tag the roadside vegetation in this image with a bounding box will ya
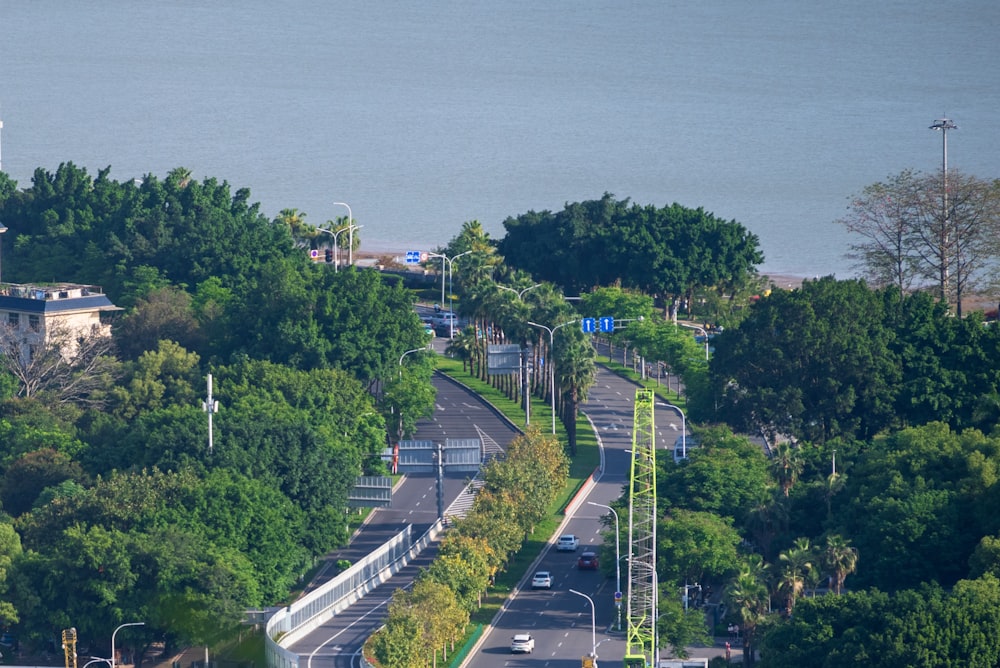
[1,162,1000,666]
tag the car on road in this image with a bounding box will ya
[531,571,553,589]
[556,534,580,551]
[577,551,599,570]
[431,311,459,329]
[510,633,535,653]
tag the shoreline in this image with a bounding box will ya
[352,248,995,314]
[354,246,816,290]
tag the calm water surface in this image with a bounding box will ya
[1,1,998,276]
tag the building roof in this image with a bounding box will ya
[0,283,121,313]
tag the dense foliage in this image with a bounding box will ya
[498,193,763,314]
[0,164,433,651]
[709,278,1000,443]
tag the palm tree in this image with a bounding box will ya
[777,538,814,617]
[744,491,788,562]
[555,328,597,455]
[724,567,770,665]
[445,328,477,373]
[822,534,858,594]
[771,442,803,498]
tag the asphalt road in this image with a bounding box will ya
[460,363,689,667]
[289,327,696,668]
[287,370,520,668]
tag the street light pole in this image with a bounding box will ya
[332,202,354,266]
[569,589,598,668]
[588,501,622,630]
[527,319,577,434]
[398,346,429,378]
[929,117,957,307]
[428,250,474,337]
[659,401,686,458]
[0,223,6,285]
[678,322,710,360]
[82,659,112,668]
[111,622,144,668]
[496,283,542,300]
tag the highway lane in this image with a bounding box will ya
[289,370,519,668]
[464,363,680,667]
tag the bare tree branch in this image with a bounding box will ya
[0,322,121,406]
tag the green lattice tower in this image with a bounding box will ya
[624,389,657,667]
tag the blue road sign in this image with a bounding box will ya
[581,317,596,333]
[405,250,421,264]
[599,316,614,333]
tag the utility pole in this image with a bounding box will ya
[202,373,219,453]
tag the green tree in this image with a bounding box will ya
[821,534,858,595]
[113,286,206,361]
[724,566,770,666]
[500,194,763,316]
[657,509,742,587]
[712,277,900,443]
[658,426,771,525]
[0,448,88,517]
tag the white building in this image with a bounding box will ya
[0,282,120,363]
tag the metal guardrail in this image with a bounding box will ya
[265,520,445,668]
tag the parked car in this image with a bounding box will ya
[577,551,599,570]
[556,534,580,551]
[510,633,535,653]
[531,570,553,589]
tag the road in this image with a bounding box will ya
[290,326,695,668]
[288,369,520,668]
[462,363,690,667]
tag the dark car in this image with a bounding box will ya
[578,551,599,570]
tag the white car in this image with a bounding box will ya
[531,571,553,589]
[556,534,580,551]
[510,633,535,653]
[431,311,459,328]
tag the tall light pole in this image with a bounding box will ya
[331,224,362,272]
[658,400,686,458]
[527,319,577,434]
[929,117,957,307]
[588,501,622,630]
[111,622,144,668]
[569,589,598,668]
[0,223,6,285]
[428,250,473,336]
[332,201,354,266]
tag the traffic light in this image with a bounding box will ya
[325,248,334,263]
[581,657,594,668]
